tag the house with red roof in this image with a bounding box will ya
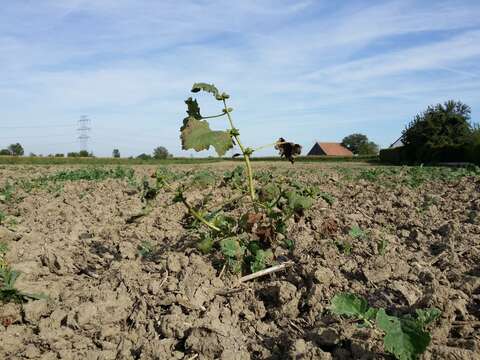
[307,142,353,156]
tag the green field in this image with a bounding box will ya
[0,155,378,165]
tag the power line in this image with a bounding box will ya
[0,134,74,140]
[0,124,76,129]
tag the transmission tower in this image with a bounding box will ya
[77,115,91,152]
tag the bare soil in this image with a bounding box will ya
[0,162,479,360]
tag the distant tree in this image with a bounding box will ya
[153,146,169,159]
[0,149,11,155]
[112,149,120,158]
[341,134,378,155]
[79,150,90,157]
[137,153,152,160]
[55,153,65,157]
[8,143,24,156]
[29,152,37,157]
[67,152,79,157]
[358,141,379,155]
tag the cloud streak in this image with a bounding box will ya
[0,0,479,155]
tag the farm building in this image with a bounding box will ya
[307,142,353,156]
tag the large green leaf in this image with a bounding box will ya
[376,309,431,360]
[330,293,369,317]
[180,116,233,156]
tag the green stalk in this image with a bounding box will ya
[222,99,256,203]
[161,180,221,232]
[201,113,227,120]
[181,198,221,232]
[253,141,287,152]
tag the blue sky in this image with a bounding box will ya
[1,0,479,157]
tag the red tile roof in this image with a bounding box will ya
[312,142,353,156]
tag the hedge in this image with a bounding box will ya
[379,147,408,164]
[380,143,479,165]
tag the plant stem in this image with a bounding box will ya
[222,99,256,202]
[181,199,221,232]
[201,113,227,120]
[161,180,221,232]
[253,141,287,152]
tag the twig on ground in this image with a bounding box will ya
[238,261,294,283]
[158,270,169,289]
[218,264,226,279]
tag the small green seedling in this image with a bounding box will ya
[377,238,389,256]
[0,243,46,303]
[0,211,5,225]
[319,192,335,205]
[330,293,440,360]
[137,241,156,260]
[335,239,353,256]
[349,226,367,240]
[0,181,14,203]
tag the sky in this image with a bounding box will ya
[0,0,479,157]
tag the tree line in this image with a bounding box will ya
[0,144,172,159]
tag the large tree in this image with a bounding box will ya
[402,100,473,161]
[403,100,472,148]
[7,143,24,156]
[341,133,378,155]
[153,146,170,159]
[357,141,379,155]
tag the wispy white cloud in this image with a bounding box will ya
[0,0,479,155]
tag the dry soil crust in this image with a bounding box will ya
[0,162,479,359]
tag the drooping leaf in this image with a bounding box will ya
[376,309,431,360]
[191,83,229,100]
[180,116,233,157]
[275,137,302,163]
[330,293,369,317]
